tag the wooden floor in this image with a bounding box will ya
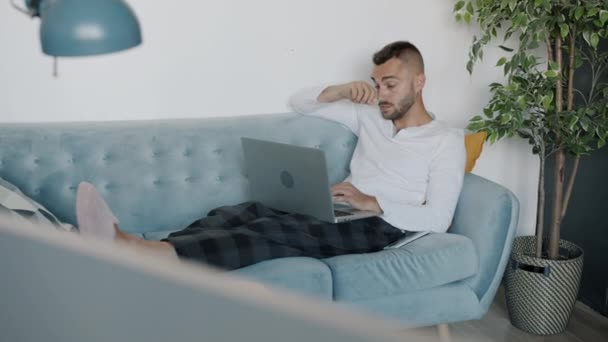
[404,287,608,342]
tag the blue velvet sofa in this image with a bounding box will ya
[0,113,519,327]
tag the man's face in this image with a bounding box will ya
[371,58,420,121]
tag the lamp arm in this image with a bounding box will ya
[10,0,32,15]
[10,0,40,17]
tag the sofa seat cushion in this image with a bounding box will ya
[345,282,482,327]
[342,281,485,328]
[323,233,478,301]
[233,257,333,299]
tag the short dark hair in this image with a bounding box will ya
[372,41,425,72]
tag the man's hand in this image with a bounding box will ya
[318,81,377,105]
[331,182,383,213]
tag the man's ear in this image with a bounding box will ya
[415,73,426,93]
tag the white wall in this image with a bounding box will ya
[0,0,538,236]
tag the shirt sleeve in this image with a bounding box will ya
[289,86,360,134]
[374,130,466,233]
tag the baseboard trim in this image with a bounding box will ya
[568,301,608,341]
[574,301,607,321]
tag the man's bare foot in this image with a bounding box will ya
[76,182,118,241]
[76,182,178,259]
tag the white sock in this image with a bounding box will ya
[76,182,119,241]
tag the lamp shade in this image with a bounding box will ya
[37,0,142,56]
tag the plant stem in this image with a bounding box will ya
[558,22,580,226]
[549,36,564,260]
[560,30,579,229]
[546,26,581,258]
[567,28,576,111]
[550,149,566,259]
[561,156,580,220]
[536,146,546,258]
[556,36,563,113]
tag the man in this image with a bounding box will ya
[77,41,466,270]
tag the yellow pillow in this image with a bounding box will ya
[465,131,487,173]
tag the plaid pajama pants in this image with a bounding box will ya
[163,201,404,270]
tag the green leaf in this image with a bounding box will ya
[517,96,527,108]
[473,43,481,58]
[497,57,507,66]
[543,95,553,111]
[488,131,498,144]
[528,40,540,49]
[498,45,514,52]
[455,13,463,22]
[464,11,472,24]
[559,23,569,39]
[501,113,513,124]
[544,70,558,78]
[568,116,578,130]
[484,107,494,118]
[470,115,483,122]
[467,123,479,131]
[513,13,522,27]
[601,10,608,25]
[466,1,474,14]
[575,55,584,69]
[549,61,560,71]
[466,60,474,74]
[588,8,600,18]
[591,33,600,49]
[454,0,465,11]
[575,7,584,20]
[581,117,591,131]
[583,31,592,47]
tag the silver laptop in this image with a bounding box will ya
[241,137,379,223]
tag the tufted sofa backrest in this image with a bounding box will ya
[0,113,356,238]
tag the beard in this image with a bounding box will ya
[379,91,416,121]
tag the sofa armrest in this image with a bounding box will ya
[450,173,519,312]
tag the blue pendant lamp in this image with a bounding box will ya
[12,0,142,57]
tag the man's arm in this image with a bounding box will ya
[289,82,377,134]
[317,82,377,104]
[330,182,383,213]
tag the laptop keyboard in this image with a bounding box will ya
[334,210,352,217]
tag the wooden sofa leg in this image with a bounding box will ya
[437,323,452,342]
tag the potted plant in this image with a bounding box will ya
[453,0,608,335]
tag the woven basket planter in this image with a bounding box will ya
[505,236,584,335]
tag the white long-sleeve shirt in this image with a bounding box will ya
[289,87,466,233]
